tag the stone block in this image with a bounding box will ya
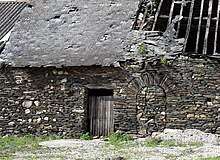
[22,101,33,108]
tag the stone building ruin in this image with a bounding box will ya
[0,0,219,137]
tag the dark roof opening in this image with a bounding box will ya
[135,0,220,56]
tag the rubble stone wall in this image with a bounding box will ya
[165,57,220,134]
[125,56,220,135]
[0,56,220,137]
[0,66,136,137]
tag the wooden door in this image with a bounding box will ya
[88,96,114,137]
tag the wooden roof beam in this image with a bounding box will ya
[195,0,205,53]
[203,0,213,54]
[183,0,195,53]
[214,0,220,55]
[152,0,164,31]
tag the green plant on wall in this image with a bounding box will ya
[160,57,171,66]
[138,42,147,55]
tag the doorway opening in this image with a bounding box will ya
[87,88,114,137]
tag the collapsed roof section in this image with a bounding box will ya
[2,0,219,68]
[135,0,220,57]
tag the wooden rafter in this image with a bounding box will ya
[176,2,184,37]
[183,0,195,53]
[139,2,149,30]
[203,0,213,54]
[195,0,205,53]
[214,0,220,54]
[167,0,175,27]
[152,0,164,31]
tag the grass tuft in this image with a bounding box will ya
[160,140,187,147]
[188,141,203,147]
[200,156,220,160]
[108,132,131,148]
[144,138,159,147]
[143,138,203,148]
[0,135,60,159]
[80,132,92,140]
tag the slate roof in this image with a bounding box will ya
[0,1,27,41]
[2,0,139,67]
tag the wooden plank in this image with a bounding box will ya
[183,0,195,53]
[203,0,213,54]
[90,96,93,136]
[94,96,96,136]
[174,1,191,4]
[108,96,111,136]
[107,96,112,136]
[106,96,110,136]
[89,96,96,136]
[176,2,185,37]
[94,96,97,136]
[195,0,205,53]
[102,96,106,136]
[214,0,220,54]
[103,96,106,136]
[167,0,175,27]
[106,96,109,136]
[99,97,102,136]
[97,96,101,136]
[106,97,108,135]
[139,3,148,30]
[97,96,100,136]
[110,96,114,134]
[152,0,164,31]
[89,97,92,135]
[94,96,98,136]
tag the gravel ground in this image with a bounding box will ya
[37,139,220,160]
[15,129,220,160]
